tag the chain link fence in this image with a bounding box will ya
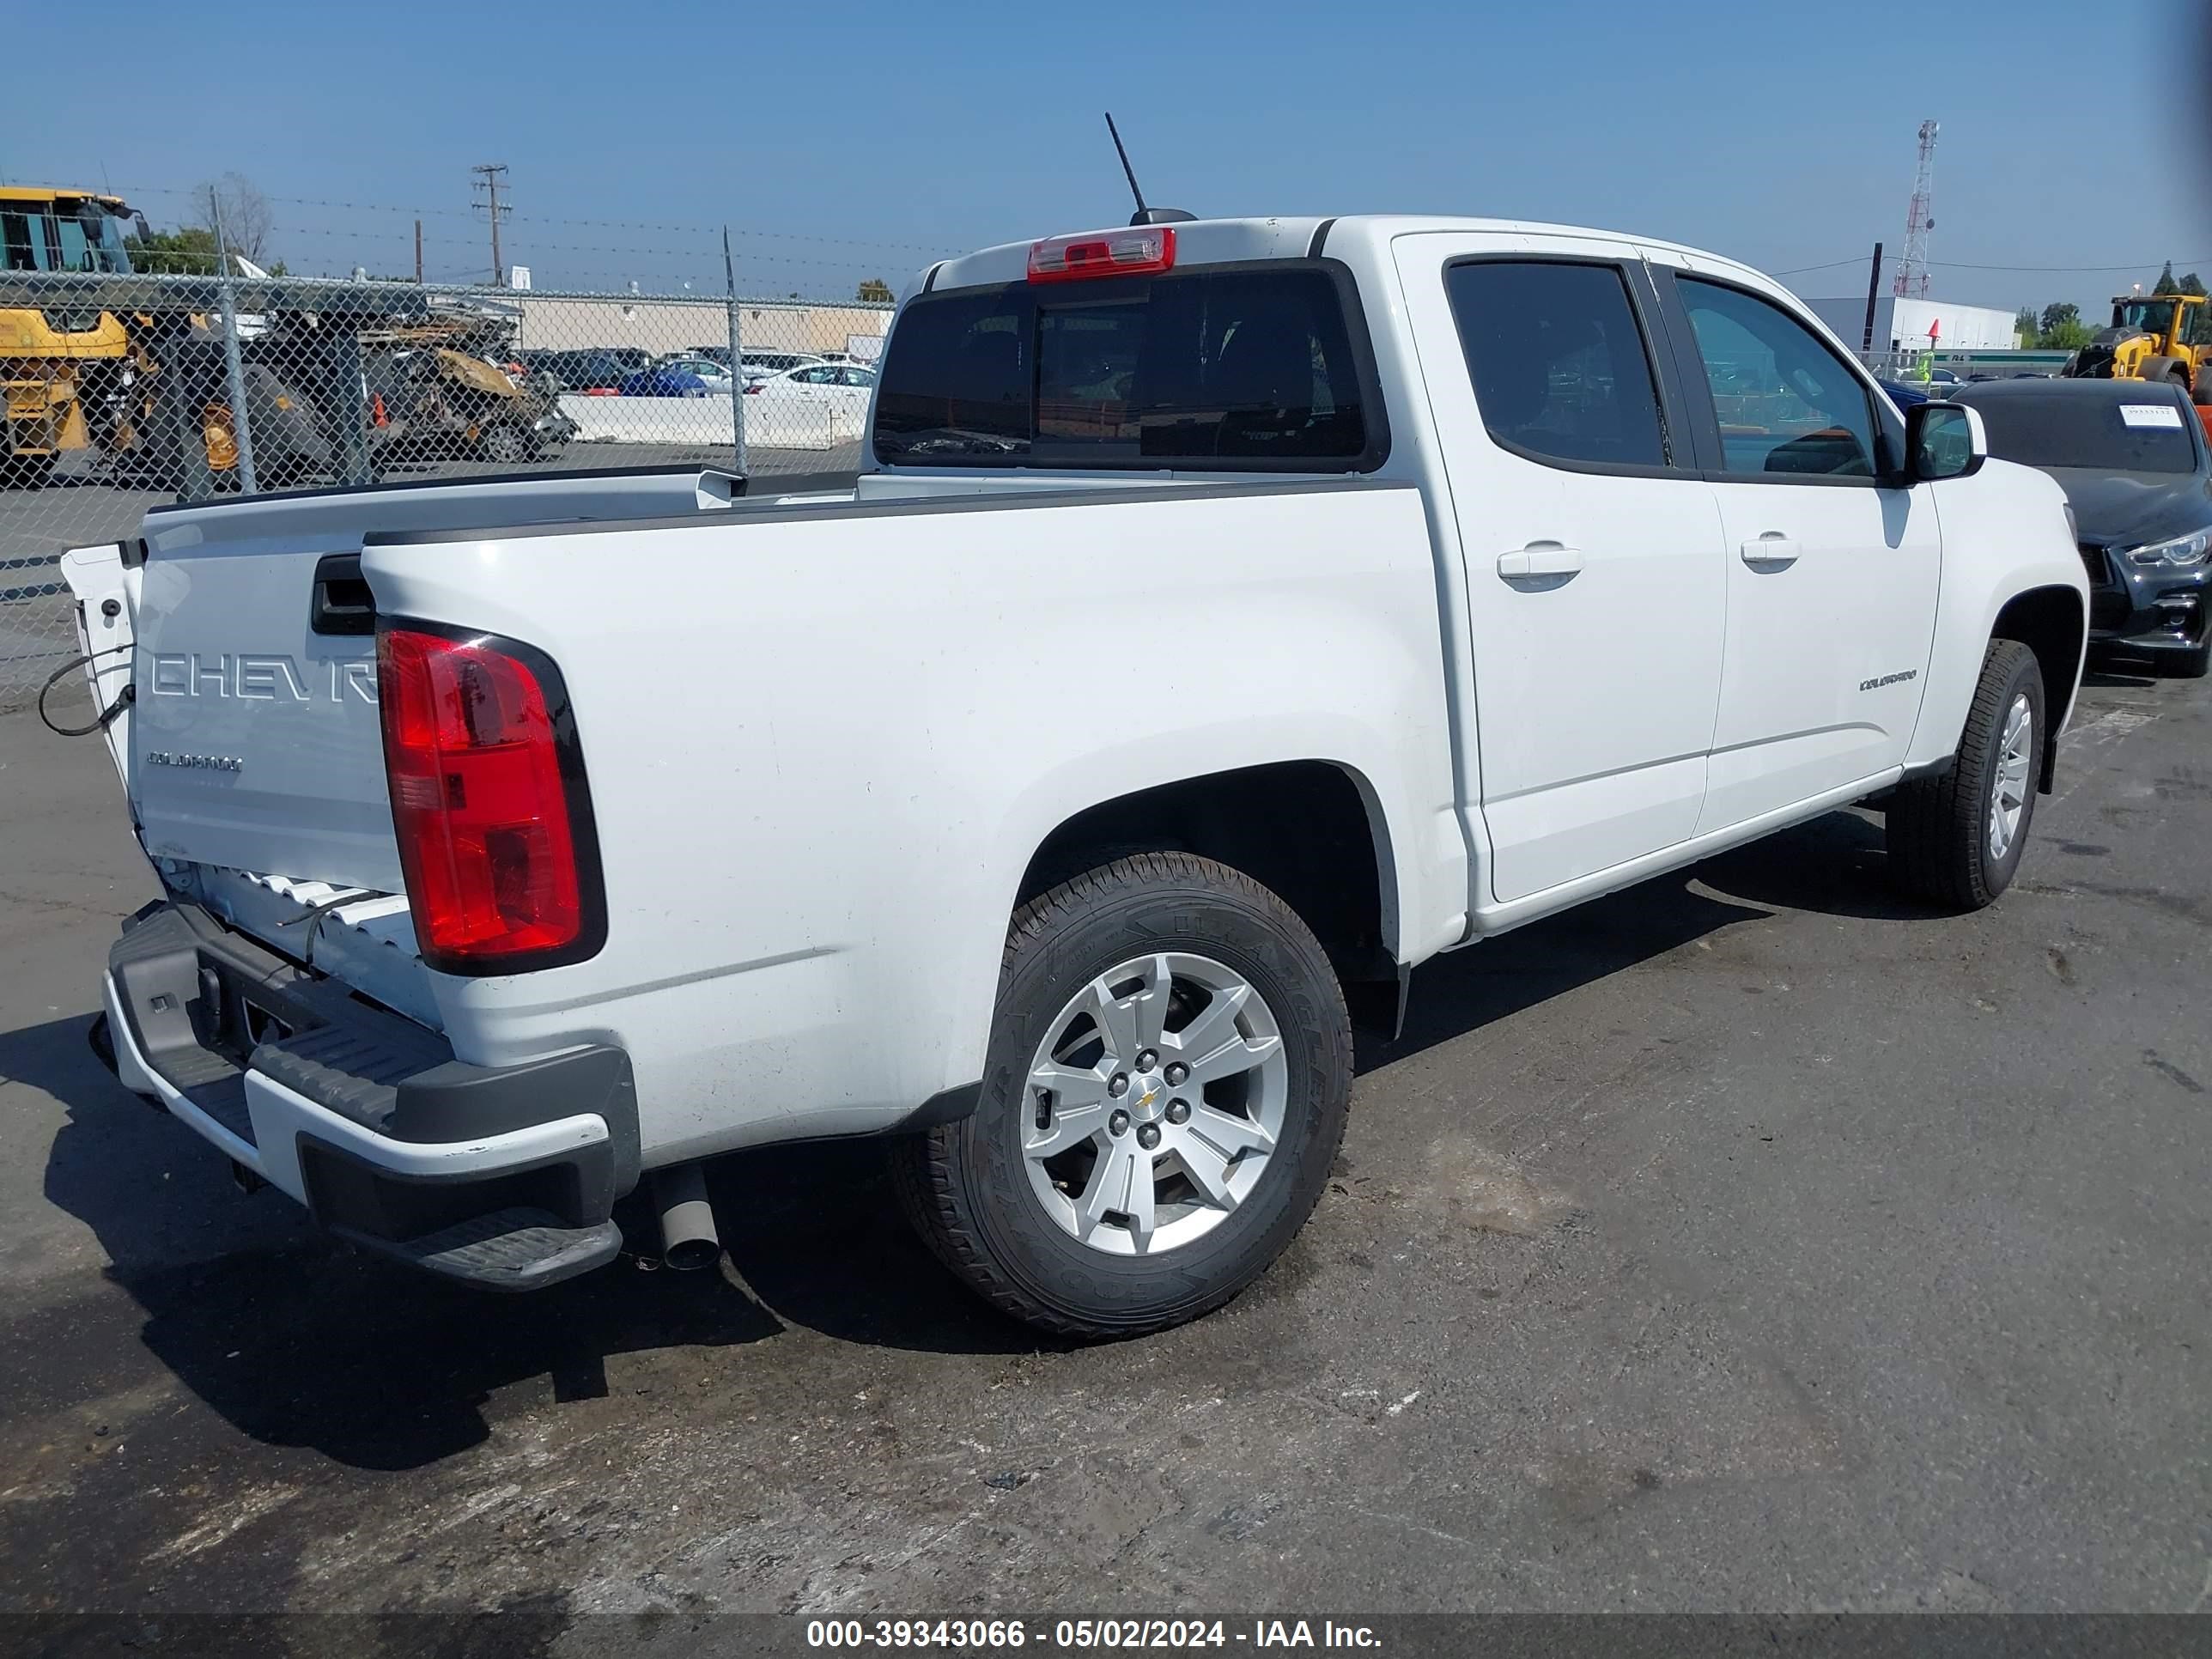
[1,270,891,704]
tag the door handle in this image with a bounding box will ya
[1741,534,1801,568]
[1498,544,1583,580]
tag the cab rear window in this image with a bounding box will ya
[871,262,1386,471]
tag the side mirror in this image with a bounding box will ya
[1907,400,1986,482]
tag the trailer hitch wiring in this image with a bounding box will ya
[38,644,136,740]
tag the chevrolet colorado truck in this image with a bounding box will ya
[62,216,2088,1337]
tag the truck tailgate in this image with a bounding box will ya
[113,468,746,894]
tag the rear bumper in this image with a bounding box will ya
[97,900,638,1290]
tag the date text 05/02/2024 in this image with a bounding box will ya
[804,1618,1382,1649]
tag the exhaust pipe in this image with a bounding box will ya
[653,1162,720,1272]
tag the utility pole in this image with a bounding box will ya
[470,163,510,286]
[414,217,423,283]
[1862,240,1884,352]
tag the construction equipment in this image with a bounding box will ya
[357,302,578,466]
[0,186,327,490]
[0,187,143,486]
[2064,293,2212,402]
[3,186,569,492]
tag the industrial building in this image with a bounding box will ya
[1803,294,2021,354]
[507,294,891,360]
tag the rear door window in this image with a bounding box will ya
[872,262,1385,471]
[1444,259,1671,470]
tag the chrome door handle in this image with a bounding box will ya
[1741,534,1801,567]
[1498,544,1583,580]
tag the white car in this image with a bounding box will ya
[653,356,736,394]
[738,350,828,384]
[744,361,876,404]
[64,214,2086,1337]
[743,362,878,441]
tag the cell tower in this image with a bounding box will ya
[1893,118,1938,299]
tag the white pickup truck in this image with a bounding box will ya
[62,215,2087,1337]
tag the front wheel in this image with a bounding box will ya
[893,853,1352,1339]
[480,422,532,465]
[1887,638,2045,908]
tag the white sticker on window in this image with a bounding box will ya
[2119,404,2185,429]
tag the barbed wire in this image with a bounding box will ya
[107,181,963,258]
[1774,252,2209,278]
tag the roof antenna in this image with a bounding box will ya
[1104,112,1195,227]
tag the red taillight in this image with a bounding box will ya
[1027,225,1176,283]
[376,626,601,973]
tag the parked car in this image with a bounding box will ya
[647,356,736,394]
[1951,376,2212,677]
[617,363,712,398]
[63,214,2086,1338]
[525,349,635,393]
[1878,379,1930,409]
[686,348,829,383]
[738,350,827,382]
[744,361,875,404]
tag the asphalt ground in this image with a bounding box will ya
[0,660,2207,1652]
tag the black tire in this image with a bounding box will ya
[480,422,531,465]
[893,852,1352,1339]
[1887,638,2045,908]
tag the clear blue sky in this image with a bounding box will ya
[10,0,2210,315]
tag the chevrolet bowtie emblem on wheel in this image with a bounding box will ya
[1136,1086,1159,1109]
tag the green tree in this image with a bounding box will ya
[2042,319,2094,351]
[856,276,894,303]
[2180,271,2207,298]
[2014,306,2039,345]
[2153,261,2180,296]
[124,224,221,275]
[2039,301,2081,339]
[123,222,289,277]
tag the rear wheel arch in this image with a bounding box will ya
[1990,585,2085,792]
[1017,761,1401,1030]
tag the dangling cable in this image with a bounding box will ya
[38,645,136,739]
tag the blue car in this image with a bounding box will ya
[1877,379,1930,409]
[617,365,709,398]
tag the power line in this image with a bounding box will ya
[1779,252,2206,278]
[1929,255,2209,273]
[109,180,961,257]
[1771,258,1867,277]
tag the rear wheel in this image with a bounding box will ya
[1887,639,2045,908]
[893,853,1352,1338]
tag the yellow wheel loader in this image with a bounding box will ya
[0,187,140,486]
[2063,293,2212,402]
